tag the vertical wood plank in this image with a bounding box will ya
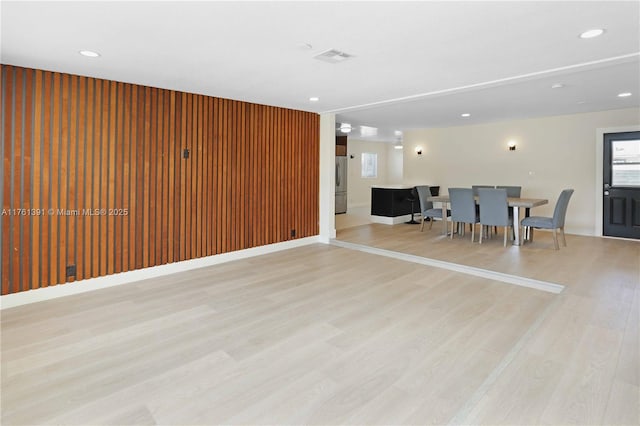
[66,74,77,282]
[168,91,176,263]
[121,83,130,272]
[148,87,157,266]
[229,100,236,253]
[173,92,182,261]
[57,72,68,284]
[49,71,61,285]
[179,93,187,261]
[111,81,121,274]
[142,86,150,268]
[105,82,119,274]
[84,77,94,278]
[99,79,109,276]
[190,95,198,258]
[12,68,24,292]
[202,97,210,256]
[186,94,193,259]
[31,69,43,289]
[76,76,86,280]
[20,69,32,290]
[195,95,203,258]
[215,97,222,254]
[219,99,227,253]
[40,72,54,287]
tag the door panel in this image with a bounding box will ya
[603,131,640,239]
[609,197,626,225]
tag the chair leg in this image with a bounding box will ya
[479,225,483,244]
[560,227,567,246]
[471,223,475,242]
[552,228,559,250]
[503,226,508,247]
[450,221,455,239]
[528,227,534,242]
[429,218,434,230]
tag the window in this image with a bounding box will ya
[361,153,378,178]
[612,139,640,186]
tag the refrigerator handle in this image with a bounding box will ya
[336,163,340,186]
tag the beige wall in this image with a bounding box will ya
[386,144,404,184]
[346,139,390,208]
[403,108,640,235]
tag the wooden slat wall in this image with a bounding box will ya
[1,65,320,295]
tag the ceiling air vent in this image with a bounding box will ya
[313,49,354,64]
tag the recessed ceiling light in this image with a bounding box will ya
[309,97,319,102]
[394,144,403,150]
[577,100,587,104]
[461,113,471,118]
[79,50,100,58]
[551,83,564,89]
[339,123,352,133]
[617,92,632,97]
[579,29,605,39]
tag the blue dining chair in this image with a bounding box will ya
[449,188,479,242]
[478,188,513,247]
[416,185,449,231]
[496,185,521,197]
[472,185,493,196]
[521,189,574,250]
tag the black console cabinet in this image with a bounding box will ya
[370,186,439,217]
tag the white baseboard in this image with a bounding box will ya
[347,202,369,209]
[1,236,320,310]
[370,214,415,225]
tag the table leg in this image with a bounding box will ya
[513,205,521,246]
[441,202,448,235]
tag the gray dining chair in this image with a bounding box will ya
[416,185,449,231]
[496,185,521,197]
[478,188,513,247]
[496,186,521,230]
[521,189,574,250]
[472,185,493,196]
[449,188,479,242]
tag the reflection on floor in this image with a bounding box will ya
[335,205,371,230]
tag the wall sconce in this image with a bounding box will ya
[415,147,423,155]
[508,141,516,151]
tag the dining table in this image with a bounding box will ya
[429,195,549,246]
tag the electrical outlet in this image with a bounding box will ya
[66,265,76,277]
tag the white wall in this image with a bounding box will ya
[402,108,640,236]
[346,139,390,208]
[319,113,336,242]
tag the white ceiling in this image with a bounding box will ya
[2,1,639,142]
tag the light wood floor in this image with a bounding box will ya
[1,221,638,425]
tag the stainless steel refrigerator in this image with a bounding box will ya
[335,156,347,214]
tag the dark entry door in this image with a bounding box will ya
[603,131,640,239]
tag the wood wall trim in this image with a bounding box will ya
[1,65,320,295]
